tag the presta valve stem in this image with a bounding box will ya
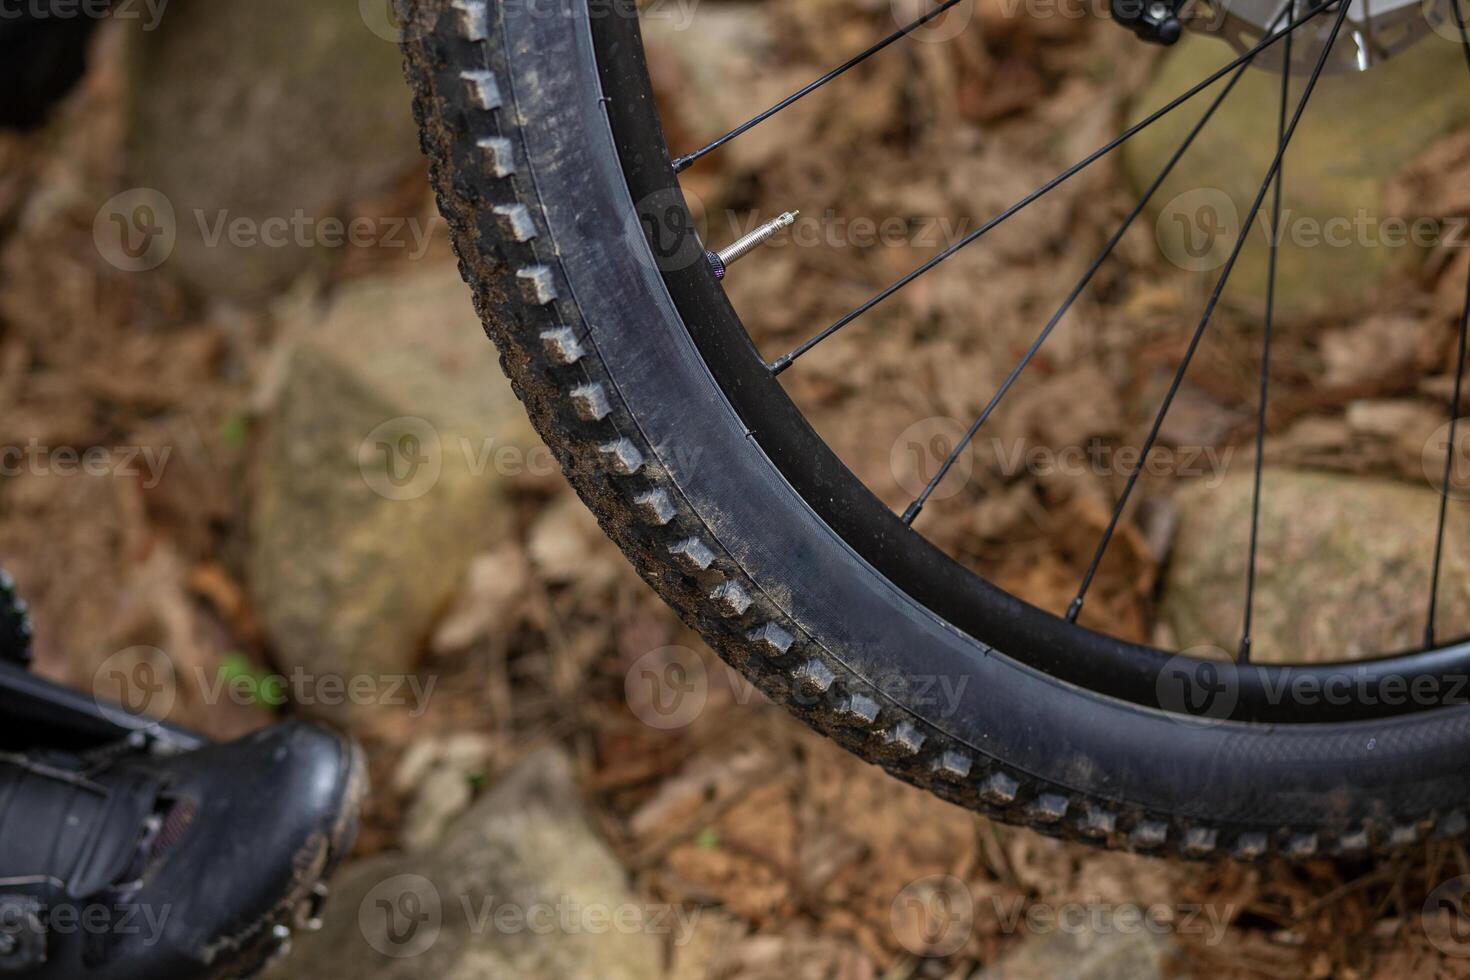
[705,210,799,280]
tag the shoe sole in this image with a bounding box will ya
[221,730,369,979]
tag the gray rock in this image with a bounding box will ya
[1159,468,1470,661]
[266,748,668,980]
[250,265,536,722]
[641,3,773,141]
[128,0,422,302]
[394,733,498,853]
[1124,34,1470,319]
[974,928,1178,980]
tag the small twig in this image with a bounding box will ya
[1293,865,1399,922]
[628,765,798,869]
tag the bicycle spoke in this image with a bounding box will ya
[1427,0,1470,648]
[901,54,1265,526]
[671,0,972,174]
[1067,0,1350,625]
[766,0,1334,377]
[1239,1,1296,664]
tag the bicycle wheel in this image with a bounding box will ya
[398,0,1470,860]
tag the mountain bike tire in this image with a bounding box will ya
[398,0,1470,861]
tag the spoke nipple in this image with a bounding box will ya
[1237,636,1252,663]
[1065,597,1084,623]
[714,210,800,277]
[671,154,694,174]
[901,501,923,526]
[768,354,793,376]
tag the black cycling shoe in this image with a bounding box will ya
[0,571,32,668]
[0,720,367,980]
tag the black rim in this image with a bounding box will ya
[590,0,1470,723]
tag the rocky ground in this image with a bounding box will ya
[3,0,1470,977]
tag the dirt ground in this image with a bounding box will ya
[4,1,1470,977]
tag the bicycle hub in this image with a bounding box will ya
[1119,0,1456,72]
